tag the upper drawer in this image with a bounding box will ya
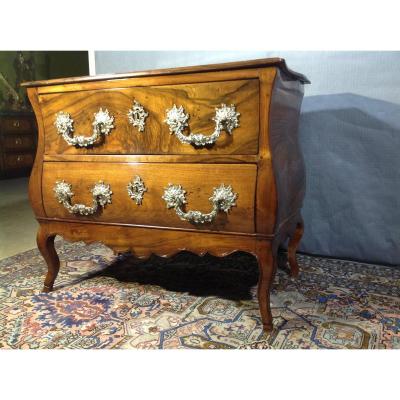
[2,117,31,133]
[40,79,259,155]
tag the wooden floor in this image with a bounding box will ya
[0,177,38,259]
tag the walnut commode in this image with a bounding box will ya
[22,58,309,331]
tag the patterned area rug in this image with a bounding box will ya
[0,240,399,349]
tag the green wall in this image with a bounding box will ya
[0,51,89,112]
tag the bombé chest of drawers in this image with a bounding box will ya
[0,112,37,179]
[22,58,309,331]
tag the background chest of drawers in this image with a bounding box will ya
[0,112,37,179]
[22,58,309,331]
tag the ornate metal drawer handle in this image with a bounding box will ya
[54,108,115,148]
[162,183,237,224]
[164,104,240,147]
[53,180,112,215]
[127,176,147,205]
[127,100,148,132]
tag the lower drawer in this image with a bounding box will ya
[42,162,257,233]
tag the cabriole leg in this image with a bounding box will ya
[287,216,304,278]
[256,242,277,332]
[37,225,60,293]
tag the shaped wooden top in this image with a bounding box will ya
[21,57,310,88]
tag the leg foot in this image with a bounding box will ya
[42,284,53,293]
[287,217,304,278]
[256,243,277,332]
[37,226,60,293]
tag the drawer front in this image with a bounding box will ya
[40,79,259,155]
[2,118,31,133]
[2,134,34,151]
[42,162,257,233]
[4,153,34,169]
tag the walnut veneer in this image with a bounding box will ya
[22,58,309,331]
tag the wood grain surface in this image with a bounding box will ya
[27,87,46,217]
[41,79,259,155]
[42,162,257,233]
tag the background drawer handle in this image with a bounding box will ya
[13,120,20,128]
[164,104,240,147]
[54,108,114,148]
[15,138,23,145]
[162,183,237,224]
[54,180,112,215]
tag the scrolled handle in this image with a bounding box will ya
[53,180,112,215]
[54,108,115,148]
[162,183,237,224]
[164,104,240,147]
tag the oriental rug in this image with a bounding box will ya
[0,240,399,349]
